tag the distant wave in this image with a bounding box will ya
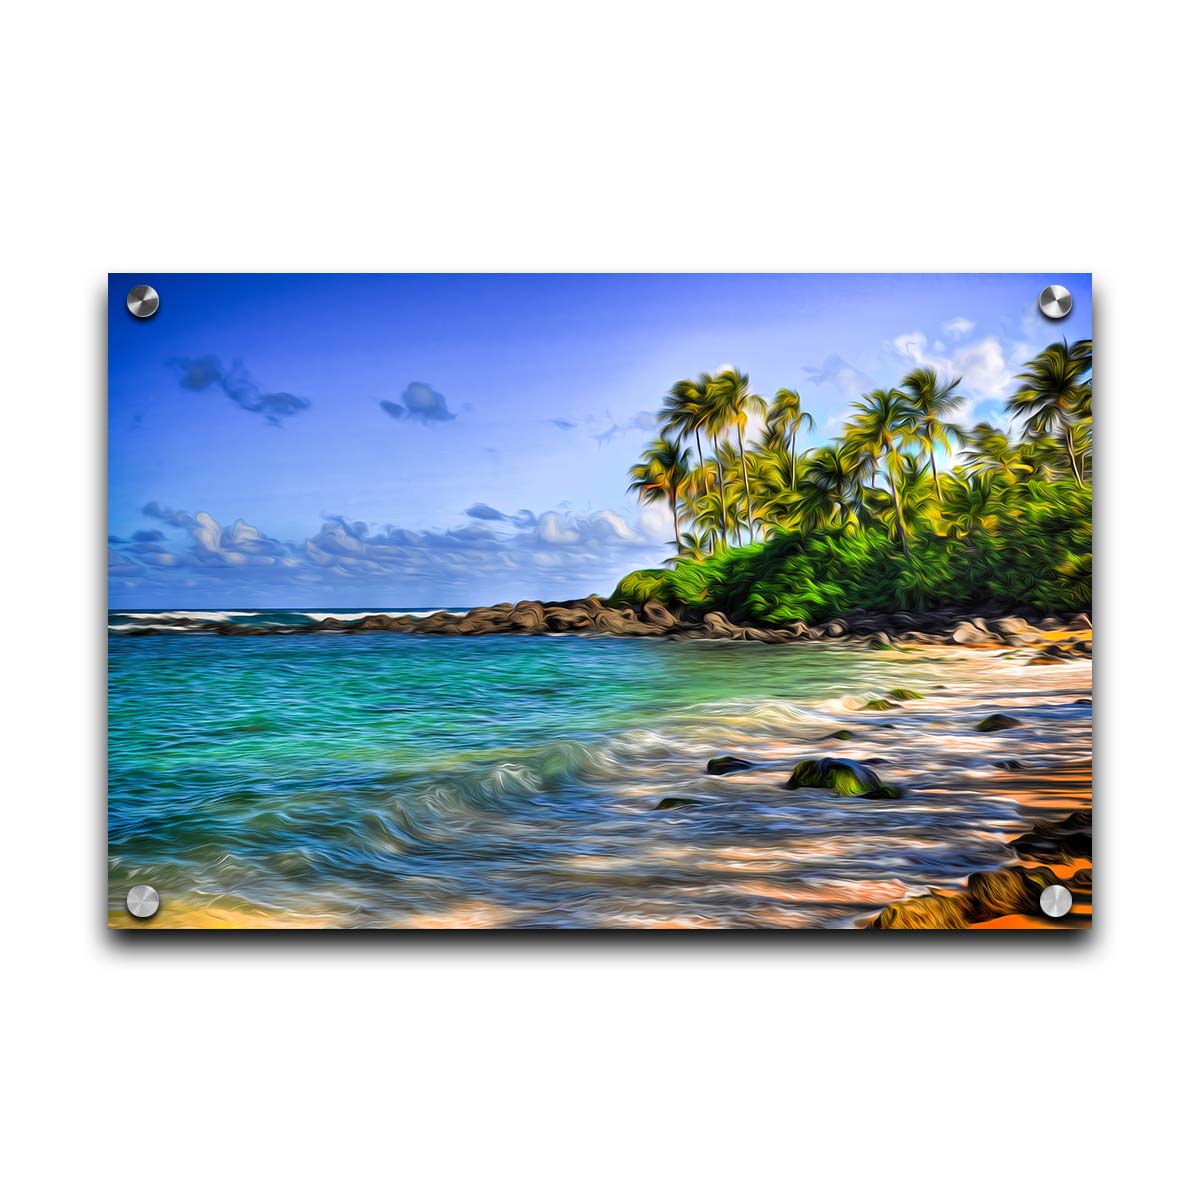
[108,607,462,632]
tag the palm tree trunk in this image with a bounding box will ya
[694,430,708,494]
[789,429,797,490]
[736,425,754,542]
[1064,429,1084,485]
[712,437,729,550]
[670,485,681,553]
[924,419,943,500]
[887,449,910,557]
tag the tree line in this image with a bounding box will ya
[627,339,1093,562]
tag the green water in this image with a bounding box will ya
[108,632,1092,927]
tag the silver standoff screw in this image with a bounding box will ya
[127,284,160,319]
[1039,884,1072,918]
[126,885,160,919]
[1038,284,1072,320]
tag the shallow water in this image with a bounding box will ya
[108,631,1092,928]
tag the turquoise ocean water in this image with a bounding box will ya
[108,614,1092,928]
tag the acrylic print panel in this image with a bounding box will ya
[107,273,1093,930]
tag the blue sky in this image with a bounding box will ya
[108,273,1092,608]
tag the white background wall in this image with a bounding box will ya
[2,3,1193,1196]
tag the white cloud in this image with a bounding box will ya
[116,500,675,604]
[942,316,975,339]
[889,330,1014,399]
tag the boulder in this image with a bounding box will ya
[707,756,753,775]
[543,606,592,632]
[593,608,642,635]
[975,713,1023,732]
[994,616,1033,635]
[702,611,738,637]
[655,796,704,811]
[886,688,924,701]
[508,602,546,631]
[745,627,792,643]
[640,600,676,629]
[951,621,990,645]
[784,758,902,799]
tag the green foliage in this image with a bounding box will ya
[612,480,1091,621]
[616,341,1091,621]
[609,569,669,604]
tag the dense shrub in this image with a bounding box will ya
[611,481,1091,624]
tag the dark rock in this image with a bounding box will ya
[827,729,855,741]
[655,796,704,811]
[784,758,901,799]
[861,699,899,711]
[995,759,1025,770]
[1010,811,1092,864]
[706,756,753,775]
[886,688,924,701]
[975,713,1023,732]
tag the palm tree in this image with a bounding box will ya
[960,423,1032,484]
[1007,339,1092,485]
[715,439,747,547]
[627,436,690,553]
[766,387,815,490]
[694,378,737,548]
[711,367,767,541]
[658,375,714,501]
[848,388,919,555]
[797,444,865,530]
[667,531,708,564]
[745,443,795,534]
[842,411,882,488]
[683,488,727,554]
[900,367,963,500]
[940,474,1001,537]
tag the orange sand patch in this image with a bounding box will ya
[110,901,329,929]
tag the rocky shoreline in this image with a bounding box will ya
[865,809,1093,930]
[115,596,1093,660]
